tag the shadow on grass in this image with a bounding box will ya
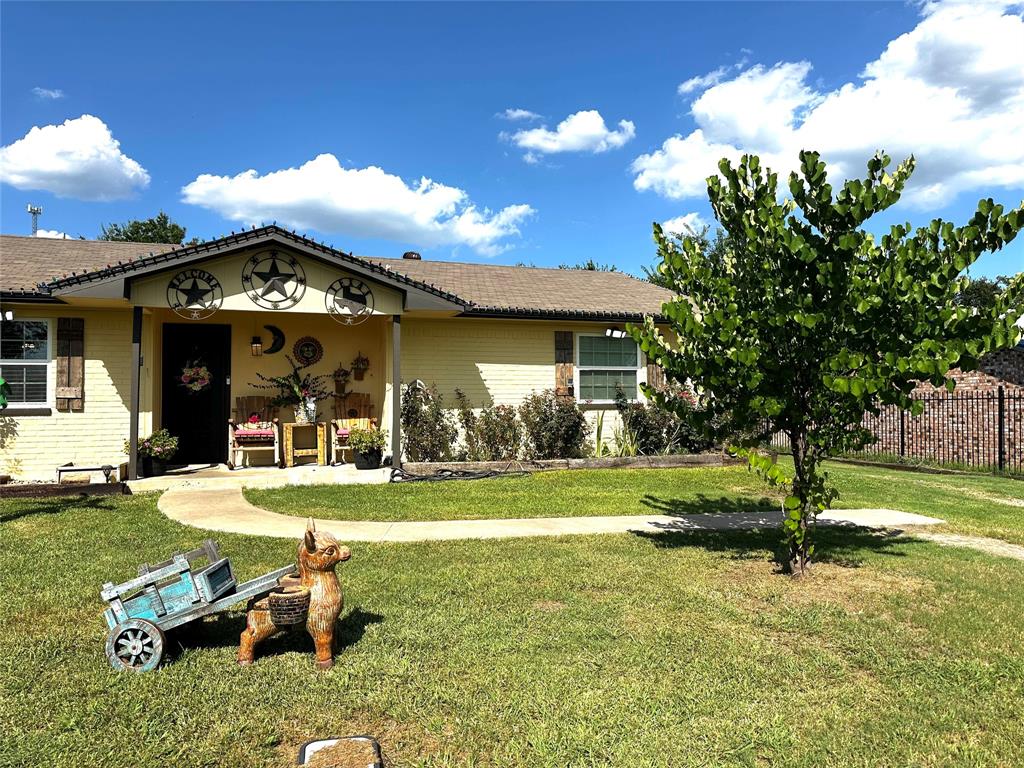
[0,494,117,524]
[642,493,777,516]
[634,524,919,569]
[172,605,385,662]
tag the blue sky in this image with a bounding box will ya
[2,1,1022,279]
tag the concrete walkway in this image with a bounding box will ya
[159,486,948,543]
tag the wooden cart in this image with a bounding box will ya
[100,539,296,672]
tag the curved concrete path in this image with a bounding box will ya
[159,486,947,543]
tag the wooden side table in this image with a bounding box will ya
[282,422,327,468]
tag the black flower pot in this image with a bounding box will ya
[353,449,382,470]
[142,457,167,477]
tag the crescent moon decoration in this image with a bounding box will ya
[263,325,285,354]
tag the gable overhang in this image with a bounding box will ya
[41,226,468,313]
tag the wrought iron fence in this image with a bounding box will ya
[766,386,1023,476]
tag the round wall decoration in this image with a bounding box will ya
[166,269,224,320]
[241,250,306,310]
[325,277,375,325]
[293,336,324,366]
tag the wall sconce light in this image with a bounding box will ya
[605,326,627,339]
[251,336,263,356]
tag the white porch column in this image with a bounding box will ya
[390,315,401,467]
[128,306,143,480]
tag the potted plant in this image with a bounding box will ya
[347,427,387,469]
[252,356,331,424]
[124,428,179,476]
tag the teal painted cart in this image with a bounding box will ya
[100,539,295,672]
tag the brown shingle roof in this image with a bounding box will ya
[0,232,673,319]
[368,257,673,318]
[0,235,176,294]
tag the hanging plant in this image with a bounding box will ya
[180,362,212,393]
[351,352,370,380]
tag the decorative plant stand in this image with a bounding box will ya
[283,422,328,468]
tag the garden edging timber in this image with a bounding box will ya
[402,453,742,474]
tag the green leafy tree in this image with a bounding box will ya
[99,211,198,244]
[955,274,1014,311]
[558,259,619,272]
[633,151,1024,574]
[644,227,732,289]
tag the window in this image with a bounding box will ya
[0,319,50,406]
[577,334,642,402]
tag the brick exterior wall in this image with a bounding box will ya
[861,347,1024,472]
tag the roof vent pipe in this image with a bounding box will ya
[402,251,422,260]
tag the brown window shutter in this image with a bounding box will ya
[646,354,665,392]
[56,317,85,412]
[554,331,574,397]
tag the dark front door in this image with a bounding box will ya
[162,323,231,464]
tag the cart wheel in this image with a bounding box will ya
[106,618,165,672]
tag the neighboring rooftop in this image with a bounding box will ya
[0,230,672,319]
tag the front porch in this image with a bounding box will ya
[139,307,398,473]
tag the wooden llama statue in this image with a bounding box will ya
[237,519,351,669]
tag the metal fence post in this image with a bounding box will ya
[997,385,1005,473]
[899,408,906,458]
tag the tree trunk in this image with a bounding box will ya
[787,430,813,577]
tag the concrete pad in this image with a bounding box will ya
[130,463,390,493]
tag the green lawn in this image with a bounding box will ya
[247,461,1024,544]
[2,471,1024,767]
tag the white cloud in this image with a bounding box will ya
[32,87,64,100]
[498,108,541,121]
[662,212,707,235]
[634,1,1024,208]
[181,153,534,257]
[35,229,69,239]
[0,115,150,201]
[509,110,636,163]
[678,66,730,95]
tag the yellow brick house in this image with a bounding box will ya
[0,226,672,480]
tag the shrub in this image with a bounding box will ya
[454,389,482,460]
[614,386,716,454]
[401,383,458,462]
[454,390,523,461]
[476,403,522,461]
[348,426,387,455]
[518,390,589,459]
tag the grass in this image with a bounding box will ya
[246,461,1024,544]
[2,475,1024,767]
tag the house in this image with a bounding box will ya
[0,226,673,479]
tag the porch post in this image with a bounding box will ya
[128,306,143,480]
[391,315,401,468]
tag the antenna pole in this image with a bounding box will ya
[27,204,43,236]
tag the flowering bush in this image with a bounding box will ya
[179,363,212,393]
[401,382,458,462]
[124,428,178,459]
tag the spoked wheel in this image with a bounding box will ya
[105,618,165,672]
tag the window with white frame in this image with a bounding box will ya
[576,333,642,402]
[0,319,50,406]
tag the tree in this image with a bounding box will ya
[99,211,198,244]
[558,259,619,272]
[644,226,731,289]
[955,275,1014,311]
[632,151,1023,574]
